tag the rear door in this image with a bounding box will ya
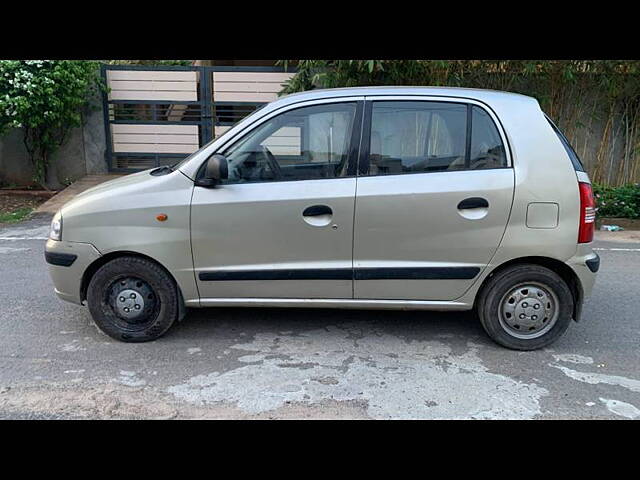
[353,97,515,301]
[191,98,363,300]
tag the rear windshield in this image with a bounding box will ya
[545,115,585,172]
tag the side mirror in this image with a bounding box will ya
[197,154,228,187]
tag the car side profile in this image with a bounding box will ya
[45,86,599,350]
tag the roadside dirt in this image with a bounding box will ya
[594,230,640,243]
[0,194,47,213]
[0,383,371,420]
[0,194,48,226]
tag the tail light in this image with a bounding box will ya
[578,182,596,243]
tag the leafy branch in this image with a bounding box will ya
[278,60,640,186]
[0,60,105,188]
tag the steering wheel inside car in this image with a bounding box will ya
[260,145,282,180]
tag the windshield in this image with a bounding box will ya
[171,104,270,172]
[169,148,204,171]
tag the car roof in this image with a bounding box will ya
[177,86,542,180]
[269,86,536,109]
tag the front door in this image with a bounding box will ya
[191,100,363,300]
[353,98,515,301]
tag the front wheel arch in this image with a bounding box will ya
[80,251,186,320]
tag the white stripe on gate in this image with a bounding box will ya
[107,70,198,101]
[112,124,199,154]
[212,71,294,103]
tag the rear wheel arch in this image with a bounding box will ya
[80,251,186,320]
[475,256,583,322]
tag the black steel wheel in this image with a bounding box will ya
[87,256,179,342]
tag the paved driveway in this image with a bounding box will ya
[0,214,639,419]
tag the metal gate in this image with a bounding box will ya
[101,65,295,172]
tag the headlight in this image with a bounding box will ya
[50,211,62,241]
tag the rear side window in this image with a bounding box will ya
[369,101,466,175]
[470,106,507,170]
[367,101,507,176]
[545,116,585,172]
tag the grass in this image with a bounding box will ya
[0,207,34,224]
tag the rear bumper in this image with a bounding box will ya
[585,253,600,273]
[566,244,599,299]
[45,239,101,305]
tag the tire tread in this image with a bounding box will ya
[87,256,178,342]
[477,263,574,350]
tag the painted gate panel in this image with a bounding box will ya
[111,124,199,154]
[213,71,294,103]
[103,66,295,171]
[107,70,199,101]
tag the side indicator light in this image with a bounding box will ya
[156,214,168,222]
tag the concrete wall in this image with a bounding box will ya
[0,100,107,190]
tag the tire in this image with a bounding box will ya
[87,256,179,342]
[476,264,574,351]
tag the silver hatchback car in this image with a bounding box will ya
[45,86,599,350]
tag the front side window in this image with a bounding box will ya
[221,102,356,184]
[367,101,507,175]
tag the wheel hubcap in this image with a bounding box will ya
[499,283,558,339]
[108,277,156,325]
[115,289,145,319]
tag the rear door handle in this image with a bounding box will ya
[457,197,489,209]
[303,205,333,217]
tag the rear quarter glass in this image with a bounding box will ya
[545,115,585,172]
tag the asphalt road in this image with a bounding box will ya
[1,214,639,419]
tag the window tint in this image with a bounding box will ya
[367,101,507,176]
[545,115,585,172]
[470,105,507,169]
[369,102,467,175]
[221,103,356,184]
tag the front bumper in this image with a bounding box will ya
[45,239,101,305]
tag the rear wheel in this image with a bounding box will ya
[87,256,179,342]
[477,264,574,350]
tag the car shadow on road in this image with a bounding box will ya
[169,306,491,347]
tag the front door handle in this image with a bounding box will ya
[457,197,489,210]
[303,205,333,217]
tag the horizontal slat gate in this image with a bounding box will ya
[212,71,295,102]
[107,70,199,101]
[111,124,199,154]
[103,65,295,172]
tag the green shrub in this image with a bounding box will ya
[0,60,104,188]
[593,183,640,218]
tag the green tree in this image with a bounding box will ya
[279,60,640,186]
[0,60,104,188]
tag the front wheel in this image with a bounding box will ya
[87,256,179,342]
[476,264,574,350]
